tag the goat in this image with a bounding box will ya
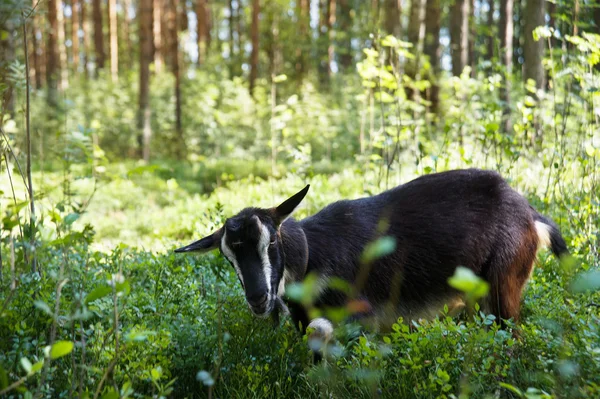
[175,169,568,350]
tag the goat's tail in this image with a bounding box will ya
[532,209,569,258]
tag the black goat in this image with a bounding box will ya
[175,169,568,344]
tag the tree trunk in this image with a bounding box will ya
[468,0,476,75]
[138,0,153,161]
[499,0,513,131]
[295,0,310,86]
[338,0,353,70]
[71,0,80,71]
[93,0,105,72]
[108,0,118,81]
[487,0,494,61]
[449,0,469,76]
[47,0,59,103]
[31,0,42,89]
[249,0,260,95]
[385,0,401,38]
[228,0,235,74]
[523,0,545,91]
[424,0,441,112]
[123,0,134,69]
[82,0,91,76]
[405,0,425,98]
[57,0,68,89]
[169,0,185,157]
[0,20,15,114]
[196,0,210,65]
[153,0,163,72]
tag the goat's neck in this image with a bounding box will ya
[279,218,308,283]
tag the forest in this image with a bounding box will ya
[0,0,599,397]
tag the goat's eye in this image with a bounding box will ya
[270,240,276,246]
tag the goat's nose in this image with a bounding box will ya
[247,293,268,308]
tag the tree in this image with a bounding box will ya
[249,0,260,95]
[81,0,91,76]
[169,0,185,157]
[71,0,81,71]
[108,0,118,81]
[47,0,60,102]
[405,0,425,99]
[153,0,163,72]
[424,0,441,111]
[197,0,210,65]
[450,0,469,76]
[338,0,353,70]
[295,0,310,86]
[384,0,401,38]
[523,0,545,91]
[30,1,42,89]
[138,0,153,161]
[93,0,105,72]
[0,17,15,114]
[498,0,513,131]
[486,0,494,61]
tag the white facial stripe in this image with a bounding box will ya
[221,231,244,285]
[256,219,273,296]
[278,269,290,297]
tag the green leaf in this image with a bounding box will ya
[448,267,489,300]
[30,361,44,374]
[64,213,80,226]
[569,270,600,293]
[85,285,112,304]
[361,236,396,263]
[20,357,32,374]
[34,300,53,316]
[50,341,74,359]
[500,382,524,397]
[100,390,119,399]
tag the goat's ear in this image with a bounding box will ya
[174,228,223,253]
[274,184,310,225]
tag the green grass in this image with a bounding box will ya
[1,157,599,398]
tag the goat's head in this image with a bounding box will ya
[175,185,310,318]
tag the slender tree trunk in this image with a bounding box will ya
[424,0,441,112]
[82,0,91,77]
[295,0,309,86]
[249,0,260,95]
[450,0,469,76]
[72,0,81,71]
[153,0,163,72]
[0,23,15,114]
[92,0,106,72]
[196,0,210,65]
[123,0,134,69]
[327,0,336,75]
[468,0,476,75]
[169,0,185,157]
[47,0,59,103]
[57,0,68,89]
[93,0,105,72]
[31,5,42,89]
[108,0,118,81]
[405,0,425,99]
[487,0,494,60]
[499,0,513,131]
[338,0,353,70]
[385,0,401,37]
[523,0,545,91]
[138,0,153,161]
[228,0,235,74]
